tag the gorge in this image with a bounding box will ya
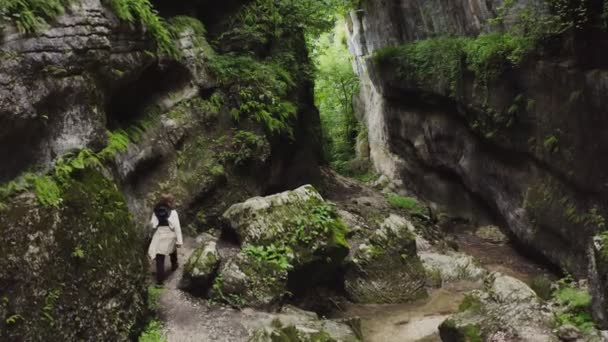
[1,0,608,341]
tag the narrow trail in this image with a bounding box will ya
[155,237,250,342]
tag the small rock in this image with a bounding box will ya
[556,324,582,341]
[474,225,508,244]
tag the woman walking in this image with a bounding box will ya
[148,194,183,284]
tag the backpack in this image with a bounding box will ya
[154,204,171,228]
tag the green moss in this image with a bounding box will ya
[386,193,426,216]
[147,285,164,311]
[462,324,483,342]
[458,294,483,313]
[138,319,166,342]
[543,135,559,153]
[373,33,535,96]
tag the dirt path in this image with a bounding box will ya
[155,237,251,342]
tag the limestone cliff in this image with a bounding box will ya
[0,0,322,339]
[346,0,608,324]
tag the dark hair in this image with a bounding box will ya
[157,194,176,209]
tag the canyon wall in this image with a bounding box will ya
[346,0,608,323]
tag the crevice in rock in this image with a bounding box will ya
[105,61,192,130]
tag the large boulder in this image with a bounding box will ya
[217,185,350,307]
[344,214,427,303]
[0,169,147,341]
[222,185,349,268]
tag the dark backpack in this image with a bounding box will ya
[154,205,171,227]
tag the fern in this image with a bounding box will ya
[105,0,179,59]
[0,0,73,33]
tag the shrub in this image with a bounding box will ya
[552,275,595,332]
[105,0,179,58]
[0,0,73,33]
[209,54,297,136]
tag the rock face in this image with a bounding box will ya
[0,0,324,339]
[0,0,154,182]
[346,0,608,313]
[0,169,147,341]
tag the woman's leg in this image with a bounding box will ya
[156,254,165,284]
[170,250,178,271]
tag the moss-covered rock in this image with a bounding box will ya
[212,251,289,308]
[223,185,349,268]
[0,168,146,341]
[344,214,427,303]
[439,272,557,341]
[217,185,350,307]
[182,234,221,291]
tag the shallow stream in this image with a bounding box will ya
[337,231,556,342]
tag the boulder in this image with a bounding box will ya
[212,252,289,308]
[420,251,487,285]
[246,305,360,342]
[217,185,350,307]
[474,225,509,244]
[182,234,221,291]
[223,185,349,266]
[439,272,554,341]
[344,214,427,303]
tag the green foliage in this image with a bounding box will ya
[462,324,483,342]
[458,294,483,313]
[33,176,62,207]
[209,54,297,137]
[287,201,348,250]
[221,130,271,166]
[244,244,293,271]
[0,0,72,33]
[386,193,426,216]
[543,135,559,153]
[138,319,166,342]
[99,130,131,160]
[42,289,61,326]
[168,15,205,36]
[374,36,467,94]
[5,314,23,325]
[462,33,534,84]
[216,0,356,50]
[0,0,178,58]
[313,22,361,169]
[147,285,164,311]
[552,275,595,332]
[374,33,535,94]
[71,246,85,259]
[105,0,179,58]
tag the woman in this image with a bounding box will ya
[148,194,183,284]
